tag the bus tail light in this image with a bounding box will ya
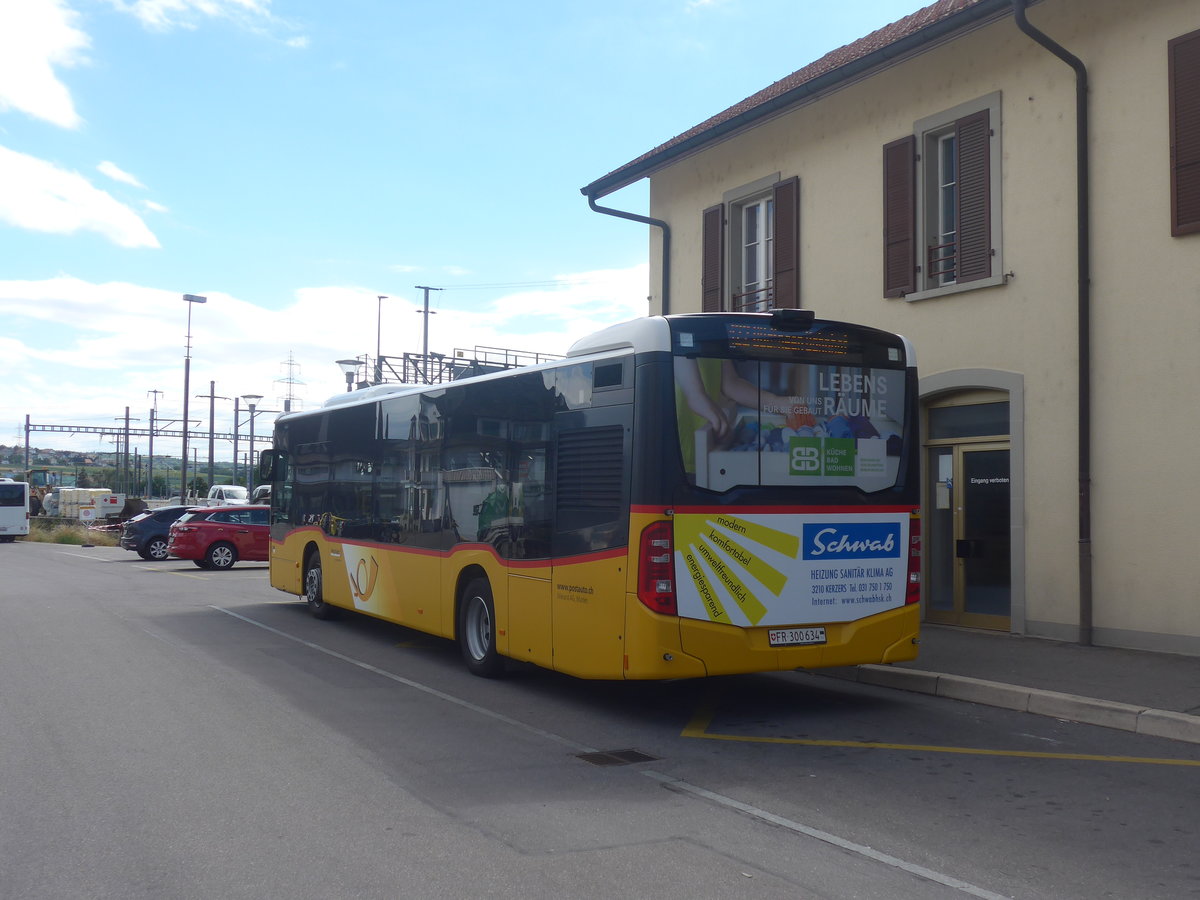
[906,512,921,605]
[638,521,677,616]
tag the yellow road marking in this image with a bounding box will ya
[137,565,265,579]
[682,699,1200,767]
[134,566,209,580]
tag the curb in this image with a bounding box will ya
[826,664,1200,746]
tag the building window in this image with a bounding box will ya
[736,194,774,310]
[884,93,1002,299]
[1170,29,1200,236]
[702,175,799,312]
[930,131,957,285]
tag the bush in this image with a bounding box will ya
[23,521,120,547]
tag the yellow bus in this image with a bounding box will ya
[260,310,921,679]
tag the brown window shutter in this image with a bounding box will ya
[701,204,724,312]
[772,176,800,309]
[955,109,992,282]
[883,136,916,297]
[1170,29,1200,236]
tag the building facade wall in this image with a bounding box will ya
[640,0,1200,653]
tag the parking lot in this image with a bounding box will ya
[4,540,1199,900]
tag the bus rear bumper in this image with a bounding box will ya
[678,603,920,676]
[621,598,919,679]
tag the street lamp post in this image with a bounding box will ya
[232,397,240,487]
[180,293,207,502]
[414,285,442,382]
[147,389,161,498]
[242,394,264,492]
[148,406,155,497]
[198,381,230,490]
[337,359,360,392]
[375,295,388,385]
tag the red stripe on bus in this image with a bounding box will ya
[666,504,917,515]
[276,528,626,567]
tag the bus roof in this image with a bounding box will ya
[295,312,912,420]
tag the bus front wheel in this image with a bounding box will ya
[304,552,337,620]
[459,577,503,678]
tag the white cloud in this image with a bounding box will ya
[0,266,652,451]
[105,0,271,31]
[415,265,650,361]
[0,0,89,129]
[0,145,160,248]
[144,199,169,213]
[97,160,146,188]
[105,0,307,47]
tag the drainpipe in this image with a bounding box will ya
[1012,0,1092,645]
[585,194,671,315]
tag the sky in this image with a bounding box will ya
[1,0,925,462]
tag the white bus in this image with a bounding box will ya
[0,480,31,543]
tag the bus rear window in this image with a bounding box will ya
[674,357,905,492]
[0,485,26,507]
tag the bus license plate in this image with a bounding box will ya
[768,626,826,647]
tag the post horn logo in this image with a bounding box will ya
[349,555,380,605]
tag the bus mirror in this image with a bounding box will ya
[258,449,277,482]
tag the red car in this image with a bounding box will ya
[167,505,270,570]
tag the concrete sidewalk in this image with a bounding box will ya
[827,625,1200,745]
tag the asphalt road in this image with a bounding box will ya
[2,541,1198,900]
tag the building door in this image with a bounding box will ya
[925,400,1011,629]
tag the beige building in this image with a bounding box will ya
[582,0,1200,655]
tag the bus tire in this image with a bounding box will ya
[458,577,504,678]
[304,551,337,620]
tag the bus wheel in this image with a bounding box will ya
[304,552,337,620]
[459,577,503,678]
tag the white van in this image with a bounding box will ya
[0,480,31,542]
[205,484,250,506]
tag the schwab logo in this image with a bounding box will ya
[803,523,903,560]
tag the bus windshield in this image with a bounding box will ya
[671,319,908,492]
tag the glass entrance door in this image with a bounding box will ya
[926,442,1011,629]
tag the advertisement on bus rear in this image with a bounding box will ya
[673,510,910,626]
[674,357,906,493]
